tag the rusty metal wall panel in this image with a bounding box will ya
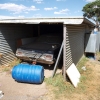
[64,25,85,69]
[0,24,34,65]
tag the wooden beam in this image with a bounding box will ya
[63,24,67,81]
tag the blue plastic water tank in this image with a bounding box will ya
[12,64,44,84]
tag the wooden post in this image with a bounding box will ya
[63,24,67,81]
[0,53,2,58]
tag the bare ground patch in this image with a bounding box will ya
[0,60,61,100]
[0,71,47,100]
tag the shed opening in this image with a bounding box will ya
[0,23,63,66]
[16,23,63,69]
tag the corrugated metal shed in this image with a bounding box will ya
[0,17,95,68]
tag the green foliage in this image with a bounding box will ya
[82,0,100,27]
[45,74,78,99]
[45,74,68,93]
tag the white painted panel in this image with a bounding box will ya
[66,63,80,87]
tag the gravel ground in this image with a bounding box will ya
[0,71,47,100]
[0,64,62,100]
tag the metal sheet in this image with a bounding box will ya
[64,24,85,71]
[0,17,95,26]
[99,32,100,51]
[96,32,100,52]
[85,34,97,53]
[67,25,85,65]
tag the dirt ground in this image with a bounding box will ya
[0,64,61,100]
[0,56,100,100]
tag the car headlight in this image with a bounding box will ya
[40,54,53,61]
[16,49,25,56]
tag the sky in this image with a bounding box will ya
[0,0,96,19]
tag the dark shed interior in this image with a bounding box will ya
[0,23,63,65]
[39,23,63,35]
[0,23,63,52]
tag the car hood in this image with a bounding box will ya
[20,42,60,51]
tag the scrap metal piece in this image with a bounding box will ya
[85,34,97,53]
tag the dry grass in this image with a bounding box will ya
[43,56,100,100]
[0,59,21,72]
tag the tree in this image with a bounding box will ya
[82,0,100,31]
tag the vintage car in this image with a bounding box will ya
[16,35,62,64]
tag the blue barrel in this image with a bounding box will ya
[12,64,44,84]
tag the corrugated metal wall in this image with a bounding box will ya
[97,32,100,52]
[99,32,100,51]
[85,34,97,53]
[0,24,34,65]
[64,25,85,69]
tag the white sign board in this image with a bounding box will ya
[66,63,81,87]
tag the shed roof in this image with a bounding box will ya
[0,17,95,26]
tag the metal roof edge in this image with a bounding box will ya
[83,18,95,27]
[0,17,95,26]
[64,17,84,24]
